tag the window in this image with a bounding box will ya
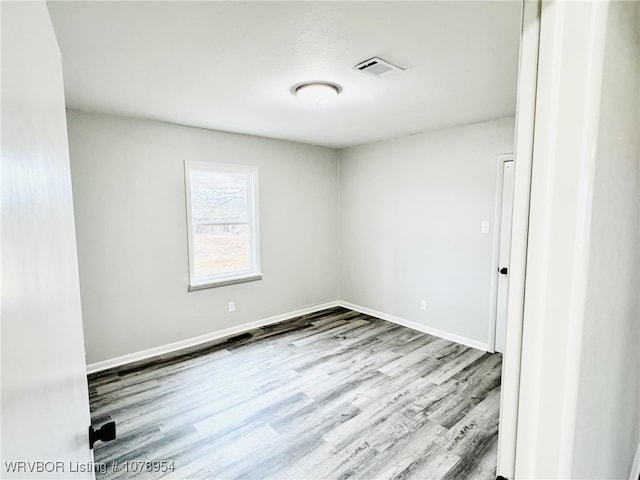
[184,161,261,291]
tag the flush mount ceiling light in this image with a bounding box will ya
[292,82,341,105]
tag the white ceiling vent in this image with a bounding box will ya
[354,57,404,78]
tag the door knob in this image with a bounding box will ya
[89,421,116,449]
[499,267,508,275]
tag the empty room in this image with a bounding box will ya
[4,1,640,480]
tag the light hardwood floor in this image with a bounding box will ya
[88,307,501,480]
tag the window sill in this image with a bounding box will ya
[188,273,263,292]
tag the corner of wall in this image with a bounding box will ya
[336,147,344,302]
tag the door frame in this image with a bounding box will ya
[496,0,541,476]
[488,153,515,354]
[497,0,610,478]
[512,1,609,477]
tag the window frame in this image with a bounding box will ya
[184,160,262,291]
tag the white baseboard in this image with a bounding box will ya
[86,301,340,374]
[337,301,488,352]
[630,441,640,480]
[87,300,488,374]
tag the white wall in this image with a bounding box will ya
[67,110,340,365]
[572,1,640,477]
[340,117,515,347]
[1,2,92,477]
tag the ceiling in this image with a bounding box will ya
[47,1,521,149]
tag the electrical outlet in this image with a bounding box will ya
[420,300,427,311]
[228,301,236,312]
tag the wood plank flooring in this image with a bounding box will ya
[88,307,501,480]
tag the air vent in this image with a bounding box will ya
[354,57,404,78]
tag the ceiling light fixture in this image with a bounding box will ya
[293,82,341,105]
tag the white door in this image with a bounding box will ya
[495,160,515,353]
[1,2,94,478]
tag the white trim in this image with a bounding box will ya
[497,0,541,477]
[86,300,490,374]
[338,301,488,352]
[488,153,515,354]
[630,442,640,480]
[86,301,340,374]
[188,272,263,291]
[514,1,609,477]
